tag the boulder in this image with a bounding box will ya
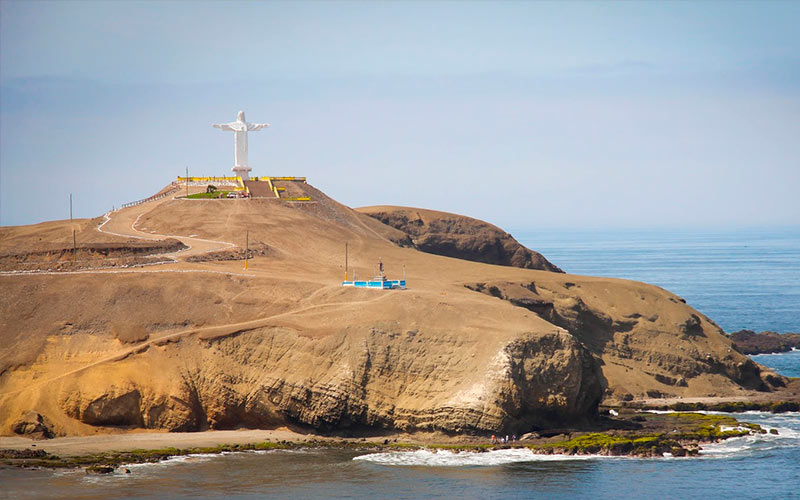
[11,411,55,439]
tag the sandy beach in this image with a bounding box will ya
[0,428,318,456]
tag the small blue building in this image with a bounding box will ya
[342,258,406,289]
[341,278,406,289]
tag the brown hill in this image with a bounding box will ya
[356,206,563,272]
[0,182,789,439]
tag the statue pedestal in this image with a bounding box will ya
[232,165,252,181]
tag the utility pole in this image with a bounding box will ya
[244,230,249,270]
[69,193,73,221]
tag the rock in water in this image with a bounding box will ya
[728,330,800,355]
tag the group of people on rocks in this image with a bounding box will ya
[490,434,517,444]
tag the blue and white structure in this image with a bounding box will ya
[342,256,406,290]
[342,277,406,289]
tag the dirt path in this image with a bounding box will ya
[97,196,236,260]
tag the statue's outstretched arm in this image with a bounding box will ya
[213,123,235,131]
[247,123,271,131]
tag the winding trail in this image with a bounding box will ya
[97,196,236,260]
[0,195,242,277]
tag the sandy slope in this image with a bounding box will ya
[0,181,791,439]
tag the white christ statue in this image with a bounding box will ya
[213,110,270,180]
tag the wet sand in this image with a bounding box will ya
[0,429,315,456]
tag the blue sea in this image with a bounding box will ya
[2,227,799,499]
[515,226,800,334]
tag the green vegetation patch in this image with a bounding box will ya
[528,412,761,457]
[186,191,232,199]
[673,412,737,425]
[529,432,670,456]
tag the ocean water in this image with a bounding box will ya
[2,410,799,499]
[515,226,800,334]
[2,227,799,498]
[752,350,800,378]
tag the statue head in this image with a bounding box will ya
[237,110,245,122]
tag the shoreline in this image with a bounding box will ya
[626,399,800,413]
[0,411,779,471]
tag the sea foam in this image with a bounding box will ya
[353,448,602,467]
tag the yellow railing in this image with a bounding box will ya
[176,176,241,182]
[173,176,308,201]
[121,182,180,208]
[268,176,306,182]
[265,178,279,198]
[176,176,305,182]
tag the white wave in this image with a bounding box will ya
[353,448,603,467]
[700,435,754,456]
[188,452,224,459]
[751,348,800,356]
[241,448,310,455]
[749,425,800,440]
[773,427,800,438]
[645,409,800,420]
[700,424,800,458]
[117,447,315,470]
[698,434,783,458]
[118,452,218,471]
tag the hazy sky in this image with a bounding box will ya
[1,1,798,229]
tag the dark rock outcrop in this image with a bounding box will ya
[729,330,800,355]
[11,411,55,439]
[356,206,563,272]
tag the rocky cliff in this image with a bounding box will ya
[463,280,786,402]
[729,330,800,355]
[0,182,787,439]
[356,206,563,272]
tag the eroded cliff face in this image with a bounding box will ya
[16,322,601,436]
[464,279,786,402]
